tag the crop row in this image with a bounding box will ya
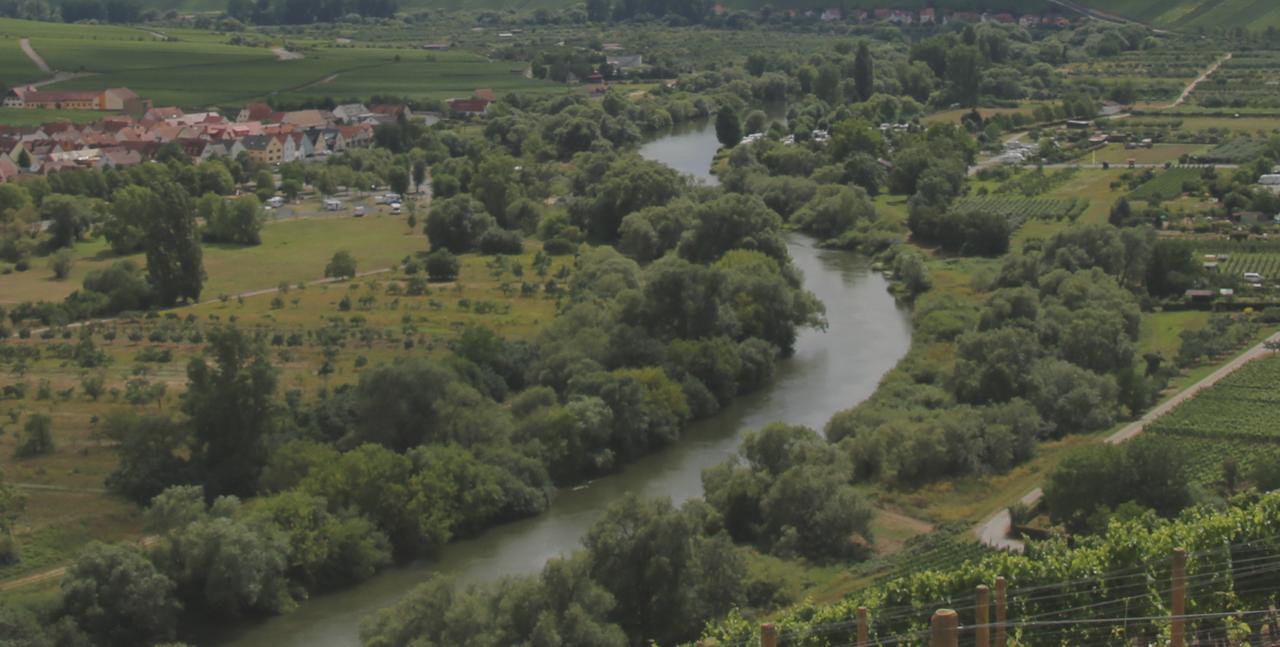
[1218,253,1280,279]
[953,196,1087,228]
[1148,356,1280,443]
[1128,168,1204,201]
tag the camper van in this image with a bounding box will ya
[324,198,342,212]
[266,196,284,208]
[353,206,366,217]
[1244,272,1264,283]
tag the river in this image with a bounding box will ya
[213,119,912,647]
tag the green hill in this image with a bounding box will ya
[140,0,1052,15]
[1077,0,1280,30]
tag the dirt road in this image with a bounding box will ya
[19,38,49,73]
[974,331,1280,552]
[1166,53,1231,109]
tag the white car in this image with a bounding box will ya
[354,206,366,217]
[389,202,402,215]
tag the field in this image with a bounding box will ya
[1128,168,1204,201]
[1080,0,1280,30]
[1,211,427,305]
[1147,354,1280,484]
[1213,253,1280,280]
[952,196,1087,230]
[1082,143,1210,165]
[0,232,573,583]
[0,18,565,109]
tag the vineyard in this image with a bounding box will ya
[1128,168,1205,202]
[865,524,990,586]
[1148,355,1280,482]
[1214,253,1280,279]
[993,168,1078,197]
[1196,137,1270,164]
[952,196,1088,229]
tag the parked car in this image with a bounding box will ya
[389,202,402,215]
[354,206,366,217]
[266,196,284,208]
[324,198,342,211]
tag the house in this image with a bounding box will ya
[1019,14,1041,28]
[332,103,370,124]
[448,98,491,116]
[820,8,841,21]
[101,88,139,111]
[145,106,185,121]
[606,54,643,71]
[473,88,498,102]
[991,13,1016,24]
[888,9,913,24]
[919,8,935,23]
[237,102,275,123]
[96,147,142,168]
[369,104,412,121]
[2,86,140,111]
[240,134,283,165]
[873,8,891,20]
[338,125,372,148]
[280,109,333,129]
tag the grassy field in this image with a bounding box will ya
[0,210,426,305]
[0,233,573,585]
[1080,143,1210,165]
[1080,0,1280,30]
[0,18,566,108]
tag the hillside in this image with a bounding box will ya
[138,0,1051,15]
[1077,0,1280,30]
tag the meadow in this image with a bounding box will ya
[0,235,574,584]
[1,211,427,305]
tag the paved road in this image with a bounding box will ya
[974,331,1280,552]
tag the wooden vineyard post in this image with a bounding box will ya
[1172,548,1187,647]
[857,606,869,646]
[995,576,1008,647]
[930,608,959,647]
[976,584,991,647]
[760,623,778,647]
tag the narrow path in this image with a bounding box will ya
[295,73,339,91]
[1165,53,1231,109]
[11,483,108,494]
[974,331,1280,551]
[19,37,97,86]
[272,46,304,61]
[18,38,49,73]
[0,535,158,591]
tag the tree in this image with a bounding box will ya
[946,45,983,106]
[388,167,410,197]
[205,195,264,245]
[0,469,24,564]
[14,413,54,458]
[103,412,189,504]
[42,193,94,249]
[714,106,742,148]
[426,249,459,281]
[426,195,497,252]
[61,542,180,647]
[143,177,204,306]
[184,327,278,498]
[103,185,152,254]
[814,63,841,104]
[48,248,74,280]
[853,41,875,102]
[324,250,357,281]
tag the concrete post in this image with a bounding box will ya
[760,623,778,647]
[995,576,1008,647]
[1172,548,1187,647]
[857,606,869,646]
[931,609,959,647]
[976,584,990,647]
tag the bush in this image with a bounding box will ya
[542,238,577,256]
[425,250,459,282]
[48,249,75,280]
[15,414,54,458]
[477,228,524,255]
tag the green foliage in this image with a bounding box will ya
[60,542,180,647]
[1043,436,1194,533]
[324,250,358,280]
[14,413,54,458]
[425,248,459,281]
[184,327,278,497]
[715,105,742,148]
[48,248,75,280]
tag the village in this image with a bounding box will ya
[0,85,507,182]
[711,4,1075,28]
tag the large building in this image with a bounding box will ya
[2,86,143,112]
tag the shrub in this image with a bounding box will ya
[426,250,459,282]
[542,238,577,256]
[15,414,54,458]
